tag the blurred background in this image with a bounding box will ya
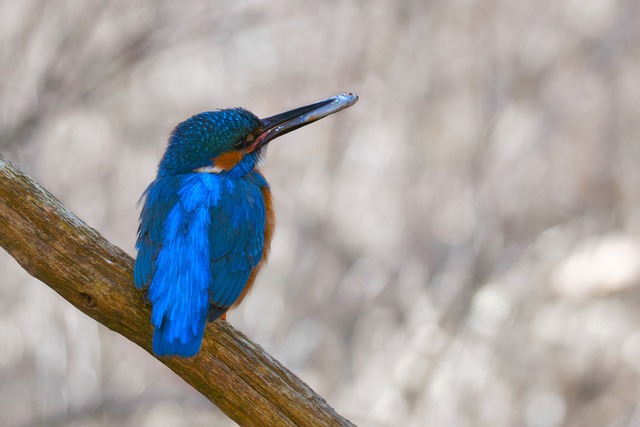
[1,1,640,426]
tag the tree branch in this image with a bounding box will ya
[0,155,354,427]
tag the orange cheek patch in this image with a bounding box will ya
[213,151,244,170]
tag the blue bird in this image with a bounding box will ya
[134,93,358,357]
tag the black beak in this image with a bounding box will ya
[247,93,358,152]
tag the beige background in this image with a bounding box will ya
[1,1,640,426]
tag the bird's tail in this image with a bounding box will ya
[152,315,206,357]
[148,261,211,357]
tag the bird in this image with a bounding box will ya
[134,93,358,357]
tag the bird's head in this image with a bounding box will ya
[157,93,358,176]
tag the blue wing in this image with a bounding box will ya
[134,172,267,357]
[207,175,266,312]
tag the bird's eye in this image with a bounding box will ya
[235,133,256,150]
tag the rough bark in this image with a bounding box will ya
[0,155,354,427]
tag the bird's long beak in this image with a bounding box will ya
[248,92,359,152]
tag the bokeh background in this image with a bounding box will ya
[1,1,640,426]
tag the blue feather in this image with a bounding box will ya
[209,257,230,302]
[134,153,269,356]
[146,177,214,356]
[222,267,251,307]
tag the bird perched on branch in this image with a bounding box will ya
[134,93,358,357]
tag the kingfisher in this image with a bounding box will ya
[134,93,358,357]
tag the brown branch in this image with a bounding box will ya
[0,155,354,427]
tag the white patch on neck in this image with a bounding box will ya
[254,148,266,170]
[195,165,224,174]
